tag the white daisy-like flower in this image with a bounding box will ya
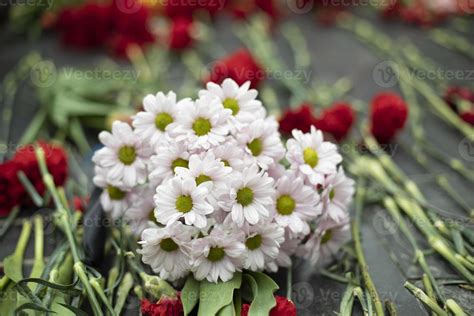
[297,215,350,267]
[286,126,342,185]
[139,221,195,281]
[123,184,156,236]
[321,166,355,222]
[266,163,286,181]
[236,117,285,170]
[174,153,232,208]
[132,91,192,148]
[212,140,246,171]
[92,121,151,188]
[154,177,213,229]
[93,166,132,219]
[274,171,322,235]
[190,226,246,283]
[243,222,284,271]
[173,95,231,150]
[265,229,301,273]
[148,141,191,186]
[218,165,275,226]
[199,79,266,126]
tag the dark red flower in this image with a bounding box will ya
[0,160,24,217]
[370,92,408,144]
[315,102,355,142]
[56,3,112,48]
[168,17,194,51]
[12,142,68,198]
[241,296,296,316]
[255,0,280,20]
[279,103,317,135]
[141,294,183,316]
[443,86,474,126]
[208,49,265,88]
[73,195,89,213]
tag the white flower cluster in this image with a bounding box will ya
[92,79,354,283]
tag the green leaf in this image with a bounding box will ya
[181,275,200,316]
[198,272,242,316]
[14,302,54,315]
[16,278,81,296]
[0,283,17,316]
[247,272,279,316]
[217,303,236,316]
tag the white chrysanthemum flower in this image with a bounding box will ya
[236,117,285,170]
[154,178,213,229]
[297,215,350,267]
[92,121,151,188]
[139,221,195,281]
[321,167,355,222]
[266,163,286,181]
[148,142,191,186]
[243,222,284,271]
[132,91,192,148]
[199,79,266,126]
[274,172,322,235]
[212,140,246,171]
[218,166,275,226]
[173,96,231,150]
[265,229,301,273]
[190,226,245,283]
[124,184,156,236]
[286,126,342,185]
[93,166,132,219]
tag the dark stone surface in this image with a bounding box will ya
[0,7,473,316]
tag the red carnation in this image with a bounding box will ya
[370,92,408,144]
[208,49,265,88]
[315,102,355,142]
[0,161,24,217]
[443,86,474,126]
[168,17,194,51]
[12,142,68,198]
[141,294,183,316]
[241,296,296,316]
[279,103,317,135]
[73,195,89,213]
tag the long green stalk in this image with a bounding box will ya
[404,282,447,316]
[352,184,384,316]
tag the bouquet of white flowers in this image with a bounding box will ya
[92,78,354,314]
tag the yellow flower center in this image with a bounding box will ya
[207,247,225,262]
[160,238,179,252]
[247,138,263,156]
[118,145,136,165]
[245,234,262,250]
[276,195,296,215]
[155,112,173,131]
[171,158,189,173]
[303,147,319,168]
[195,174,211,185]
[236,187,254,206]
[107,185,126,200]
[321,229,333,244]
[223,98,240,115]
[192,118,212,136]
[175,195,193,213]
[329,189,335,200]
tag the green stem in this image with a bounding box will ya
[29,215,45,288]
[0,205,20,239]
[422,274,437,316]
[445,299,468,316]
[74,262,103,316]
[352,183,384,316]
[90,278,116,316]
[404,282,447,316]
[17,170,43,207]
[385,300,398,316]
[286,264,293,300]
